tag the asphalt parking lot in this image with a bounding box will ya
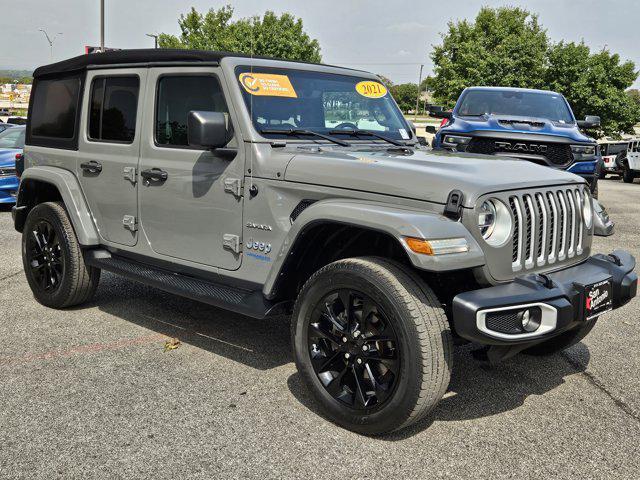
[1,179,639,479]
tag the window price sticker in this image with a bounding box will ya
[238,73,298,98]
[355,81,388,98]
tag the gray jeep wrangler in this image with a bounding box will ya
[13,50,637,435]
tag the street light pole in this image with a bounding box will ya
[100,0,105,52]
[146,33,159,49]
[39,29,63,62]
[414,64,424,122]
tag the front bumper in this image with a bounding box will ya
[452,250,637,346]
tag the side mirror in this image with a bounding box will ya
[187,111,230,149]
[425,125,437,134]
[431,110,452,120]
[577,115,601,129]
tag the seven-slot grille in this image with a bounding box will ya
[509,187,587,272]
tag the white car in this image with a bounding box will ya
[623,139,640,183]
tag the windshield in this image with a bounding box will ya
[457,90,574,123]
[236,67,411,141]
[0,127,25,149]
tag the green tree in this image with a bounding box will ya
[545,42,640,136]
[430,7,549,106]
[389,83,419,113]
[158,5,322,63]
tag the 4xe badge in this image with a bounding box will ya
[585,279,613,320]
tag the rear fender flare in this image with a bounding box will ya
[16,166,99,245]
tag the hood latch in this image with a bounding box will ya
[443,189,464,220]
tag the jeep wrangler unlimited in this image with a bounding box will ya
[13,50,637,435]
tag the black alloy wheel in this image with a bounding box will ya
[26,219,64,292]
[22,202,100,308]
[308,289,400,411]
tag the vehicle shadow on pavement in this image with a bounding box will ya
[88,273,292,370]
[287,343,590,439]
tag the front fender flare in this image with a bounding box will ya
[263,199,485,298]
[16,166,99,245]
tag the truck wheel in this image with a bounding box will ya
[22,202,100,308]
[622,163,635,183]
[523,318,597,356]
[291,257,452,435]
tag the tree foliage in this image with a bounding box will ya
[158,5,322,63]
[430,6,640,136]
[389,83,419,113]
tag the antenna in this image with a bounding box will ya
[249,22,255,191]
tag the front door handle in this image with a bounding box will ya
[141,168,168,183]
[80,160,102,174]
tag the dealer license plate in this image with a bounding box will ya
[584,279,613,320]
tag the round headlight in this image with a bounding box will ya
[478,201,496,239]
[478,199,512,246]
[582,191,593,229]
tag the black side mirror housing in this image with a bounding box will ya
[425,125,437,134]
[431,110,452,120]
[188,111,229,149]
[577,115,601,129]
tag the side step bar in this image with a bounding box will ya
[84,250,289,319]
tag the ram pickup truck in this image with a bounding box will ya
[12,50,637,435]
[432,87,602,198]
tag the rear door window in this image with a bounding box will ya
[29,74,82,148]
[88,76,140,143]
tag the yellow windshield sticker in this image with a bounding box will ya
[355,81,388,98]
[238,73,298,98]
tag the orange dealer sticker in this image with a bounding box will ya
[355,81,388,98]
[238,73,298,98]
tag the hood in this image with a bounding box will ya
[445,114,594,143]
[0,148,20,168]
[284,147,585,208]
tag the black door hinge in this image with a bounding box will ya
[444,189,464,220]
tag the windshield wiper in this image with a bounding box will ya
[260,128,351,147]
[328,129,405,147]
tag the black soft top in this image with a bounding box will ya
[33,48,325,79]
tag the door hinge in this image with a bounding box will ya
[223,234,241,254]
[123,166,136,184]
[123,215,137,232]
[223,178,243,197]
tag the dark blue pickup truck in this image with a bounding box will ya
[432,87,602,197]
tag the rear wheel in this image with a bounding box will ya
[22,202,100,308]
[523,318,597,356]
[292,257,452,435]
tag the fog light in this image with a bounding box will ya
[519,307,542,332]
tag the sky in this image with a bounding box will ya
[2,0,639,86]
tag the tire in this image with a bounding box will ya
[523,318,597,356]
[22,201,100,308]
[291,257,452,435]
[622,163,635,183]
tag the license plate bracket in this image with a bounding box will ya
[584,278,613,320]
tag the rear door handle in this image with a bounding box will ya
[80,161,102,174]
[141,168,168,183]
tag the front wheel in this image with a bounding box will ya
[22,202,100,308]
[292,257,452,435]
